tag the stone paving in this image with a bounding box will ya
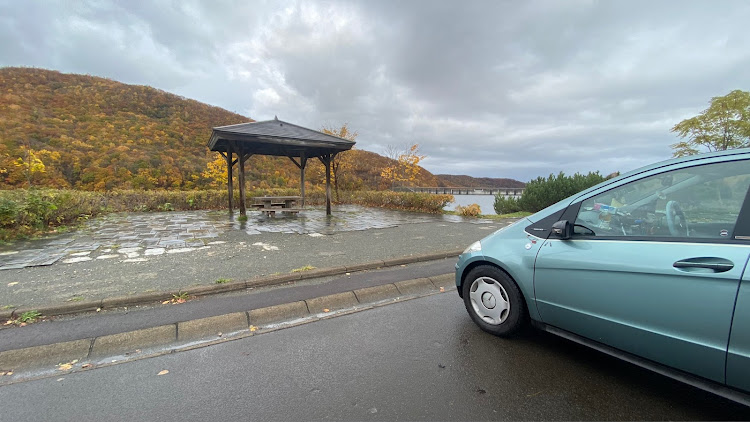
[0,206,485,271]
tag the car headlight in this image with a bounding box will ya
[463,241,482,254]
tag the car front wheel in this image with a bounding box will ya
[462,265,527,337]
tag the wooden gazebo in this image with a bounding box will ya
[207,117,356,216]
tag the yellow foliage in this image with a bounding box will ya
[380,143,426,186]
[201,156,227,188]
[455,203,482,217]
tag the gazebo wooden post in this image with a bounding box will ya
[222,145,233,213]
[288,154,309,208]
[238,151,251,216]
[320,153,335,216]
[300,153,307,207]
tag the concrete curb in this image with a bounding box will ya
[5,249,463,320]
[0,272,456,380]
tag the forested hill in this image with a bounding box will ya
[0,67,250,190]
[437,174,525,188]
[0,67,449,191]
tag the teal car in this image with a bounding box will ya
[455,148,750,405]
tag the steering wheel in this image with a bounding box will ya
[666,200,689,237]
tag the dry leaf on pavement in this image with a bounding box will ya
[157,370,169,376]
[323,308,330,313]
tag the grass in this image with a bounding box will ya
[172,292,189,301]
[19,310,41,323]
[291,265,316,273]
[215,278,231,284]
[5,310,42,326]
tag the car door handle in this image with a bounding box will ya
[673,258,734,273]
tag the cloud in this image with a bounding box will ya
[2,0,750,181]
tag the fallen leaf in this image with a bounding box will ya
[7,282,18,287]
[58,363,73,371]
[323,308,330,313]
[175,298,186,304]
[3,320,12,326]
[157,370,169,376]
[0,371,13,376]
[217,332,223,337]
[19,322,26,327]
[81,364,93,369]
[161,300,170,305]
[249,325,257,332]
[96,308,101,312]
[71,359,78,364]
[439,287,445,292]
[57,378,64,382]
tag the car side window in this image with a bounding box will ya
[573,160,750,239]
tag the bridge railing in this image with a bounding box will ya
[393,186,524,196]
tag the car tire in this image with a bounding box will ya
[462,265,527,337]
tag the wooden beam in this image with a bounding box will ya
[288,156,302,169]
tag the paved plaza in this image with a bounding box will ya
[0,206,475,271]
[0,206,514,311]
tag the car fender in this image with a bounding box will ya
[456,220,544,321]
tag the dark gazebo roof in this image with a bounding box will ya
[207,117,355,157]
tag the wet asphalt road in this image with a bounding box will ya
[2,293,748,420]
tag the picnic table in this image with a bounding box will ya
[251,196,303,216]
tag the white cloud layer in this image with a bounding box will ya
[2,0,749,181]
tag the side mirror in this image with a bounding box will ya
[552,220,573,240]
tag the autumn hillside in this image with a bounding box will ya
[0,67,453,191]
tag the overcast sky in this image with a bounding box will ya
[2,0,749,181]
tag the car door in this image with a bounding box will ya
[533,158,750,383]
[727,197,750,393]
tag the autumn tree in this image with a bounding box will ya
[201,155,228,189]
[671,90,750,157]
[320,123,358,201]
[380,143,426,188]
[14,146,55,188]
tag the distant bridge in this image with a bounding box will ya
[394,186,524,196]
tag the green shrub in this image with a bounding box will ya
[493,195,522,214]
[495,171,607,214]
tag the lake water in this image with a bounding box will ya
[443,194,512,215]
